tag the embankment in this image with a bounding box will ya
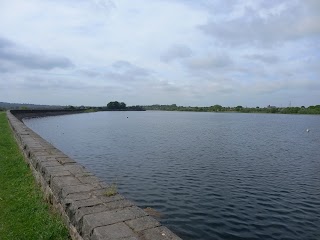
[7,110,181,240]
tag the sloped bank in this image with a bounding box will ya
[7,110,181,240]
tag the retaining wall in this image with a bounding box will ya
[7,110,181,240]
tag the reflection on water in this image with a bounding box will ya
[25,111,320,240]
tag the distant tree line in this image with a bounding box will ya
[64,101,145,112]
[2,100,319,114]
[143,104,320,114]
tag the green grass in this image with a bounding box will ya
[0,112,70,240]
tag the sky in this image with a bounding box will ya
[0,0,319,107]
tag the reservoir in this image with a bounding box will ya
[24,111,320,240]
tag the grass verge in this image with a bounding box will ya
[0,112,70,240]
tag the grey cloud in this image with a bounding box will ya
[0,38,14,48]
[0,37,74,70]
[244,54,279,64]
[251,79,320,94]
[186,54,233,71]
[105,60,152,82]
[161,44,193,62]
[199,1,320,47]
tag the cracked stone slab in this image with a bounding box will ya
[102,199,134,211]
[73,204,108,227]
[125,216,161,232]
[91,222,137,240]
[77,175,102,185]
[51,176,82,196]
[82,206,147,238]
[66,198,103,225]
[61,184,100,198]
[63,164,92,177]
[56,157,77,165]
[42,165,71,183]
[63,192,93,204]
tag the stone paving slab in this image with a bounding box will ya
[125,216,161,232]
[82,206,147,237]
[91,222,138,240]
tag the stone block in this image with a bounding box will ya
[74,204,108,228]
[103,199,134,211]
[64,192,92,204]
[82,206,147,238]
[125,216,161,232]
[91,222,137,240]
[77,175,101,185]
[66,198,103,225]
[63,164,91,176]
[57,157,77,165]
[42,165,71,183]
[51,176,82,197]
[61,184,98,198]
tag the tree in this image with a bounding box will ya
[235,106,243,111]
[210,104,223,112]
[119,102,126,109]
[107,101,127,110]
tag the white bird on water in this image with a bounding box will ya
[306,129,310,132]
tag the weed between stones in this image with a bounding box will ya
[105,183,118,197]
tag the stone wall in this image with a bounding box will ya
[7,110,182,240]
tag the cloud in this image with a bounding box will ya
[250,79,320,94]
[244,54,279,64]
[104,60,153,82]
[186,54,233,71]
[0,0,319,107]
[198,1,320,47]
[160,44,193,62]
[0,37,74,70]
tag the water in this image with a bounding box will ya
[24,111,320,240]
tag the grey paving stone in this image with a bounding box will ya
[125,216,161,232]
[82,206,147,237]
[42,165,66,180]
[39,160,61,168]
[103,199,134,211]
[56,157,77,165]
[66,198,103,225]
[45,170,71,184]
[51,176,82,196]
[140,226,182,240]
[91,222,137,240]
[61,184,98,198]
[69,198,103,210]
[63,164,91,176]
[37,157,62,171]
[64,192,92,203]
[74,204,108,226]
[31,150,50,157]
[77,175,101,185]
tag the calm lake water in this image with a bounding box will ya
[24,111,320,240]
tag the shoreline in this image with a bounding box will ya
[7,110,181,240]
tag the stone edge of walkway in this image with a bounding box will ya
[7,110,182,240]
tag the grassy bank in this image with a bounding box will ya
[0,112,69,240]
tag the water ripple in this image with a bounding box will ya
[25,112,320,240]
